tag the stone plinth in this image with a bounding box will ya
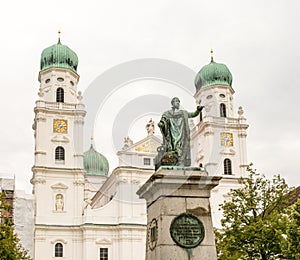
[137,167,221,260]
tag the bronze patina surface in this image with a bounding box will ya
[170,212,205,249]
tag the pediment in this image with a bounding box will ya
[95,238,112,245]
[51,182,69,190]
[134,139,159,153]
[51,239,67,244]
[51,135,70,143]
[220,148,236,156]
[123,135,161,154]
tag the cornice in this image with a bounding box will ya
[38,67,80,82]
[32,166,85,174]
[34,107,86,117]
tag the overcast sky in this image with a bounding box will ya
[0,0,299,192]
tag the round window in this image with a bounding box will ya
[57,77,64,82]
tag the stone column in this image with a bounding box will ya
[137,167,221,260]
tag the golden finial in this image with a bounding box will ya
[210,48,214,62]
[58,29,61,44]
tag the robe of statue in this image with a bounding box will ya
[159,108,200,166]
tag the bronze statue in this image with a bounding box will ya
[157,97,203,167]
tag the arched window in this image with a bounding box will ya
[224,158,232,175]
[55,146,65,161]
[199,110,203,122]
[220,103,226,117]
[56,88,64,103]
[55,243,63,257]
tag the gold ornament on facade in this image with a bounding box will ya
[221,132,233,146]
[53,119,68,133]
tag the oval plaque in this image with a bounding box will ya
[170,213,205,248]
[148,218,158,250]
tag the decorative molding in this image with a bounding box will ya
[35,150,47,155]
[205,162,218,167]
[70,89,76,96]
[38,88,44,97]
[52,210,66,214]
[131,178,141,185]
[73,154,84,158]
[220,148,236,156]
[73,180,85,186]
[36,116,46,122]
[117,177,129,184]
[43,86,51,93]
[51,135,70,143]
[95,238,112,245]
[204,127,214,136]
[35,236,46,241]
[74,118,85,124]
[31,177,46,185]
[51,239,68,244]
[51,183,69,190]
[238,132,247,138]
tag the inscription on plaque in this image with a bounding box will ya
[170,213,205,249]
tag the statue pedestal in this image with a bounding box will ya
[137,167,221,260]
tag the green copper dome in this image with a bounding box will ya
[84,145,109,176]
[40,39,78,73]
[195,58,232,91]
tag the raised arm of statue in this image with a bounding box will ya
[188,106,204,118]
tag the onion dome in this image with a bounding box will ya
[40,38,78,73]
[194,56,232,91]
[84,144,109,176]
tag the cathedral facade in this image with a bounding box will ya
[31,40,248,259]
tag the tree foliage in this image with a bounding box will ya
[281,199,300,259]
[215,165,295,260]
[0,192,31,260]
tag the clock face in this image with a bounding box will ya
[221,132,233,146]
[53,119,68,133]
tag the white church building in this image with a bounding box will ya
[30,39,248,259]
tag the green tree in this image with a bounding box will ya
[281,198,300,259]
[0,192,31,260]
[215,166,291,260]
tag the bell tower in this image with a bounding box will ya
[31,35,86,259]
[190,51,249,228]
[191,50,248,177]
